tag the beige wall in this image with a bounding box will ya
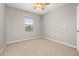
[6,6,42,42]
[0,4,6,49]
[43,4,76,46]
[77,5,79,31]
[77,4,79,51]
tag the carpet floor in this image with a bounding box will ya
[1,39,79,56]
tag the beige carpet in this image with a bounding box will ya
[1,39,79,56]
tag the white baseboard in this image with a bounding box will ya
[6,36,76,48]
[43,36,76,48]
[6,36,42,44]
[0,45,6,54]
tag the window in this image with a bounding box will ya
[24,17,33,32]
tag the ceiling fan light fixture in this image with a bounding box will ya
[34,3,50,10]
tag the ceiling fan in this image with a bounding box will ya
[34,3,50,10]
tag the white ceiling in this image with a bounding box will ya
[6,3,66,15]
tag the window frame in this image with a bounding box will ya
[24,16,34,32]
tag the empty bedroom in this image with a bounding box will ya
[0,3,79,56]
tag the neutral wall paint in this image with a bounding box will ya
[77,5,79,31]
[77,5,79,51]
[6,6,42,42]
[77,32,79,51]
[43,4,76,46]
[0,4,6,49]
